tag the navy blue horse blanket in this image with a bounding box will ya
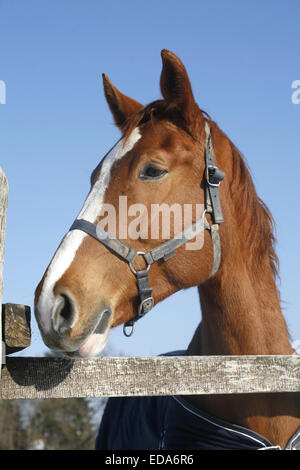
[95,352,300,450]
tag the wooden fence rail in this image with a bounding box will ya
[0,166,299,402]
[1,355,300,400]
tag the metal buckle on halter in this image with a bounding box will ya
[206,165,225,187]
[123,296,154,338]
[123,296,154,337]
[138,296,154,316]
[126,252,154,336]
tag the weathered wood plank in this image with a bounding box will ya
[0,168,8,375]
[0,355,299,400]
[2,303,31,354]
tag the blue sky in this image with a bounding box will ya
[0,0,299,357]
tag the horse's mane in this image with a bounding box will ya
[227,134,279,279]
[122,100,279,280]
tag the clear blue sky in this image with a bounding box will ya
[0,0,299,357]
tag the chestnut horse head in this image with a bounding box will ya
[34,50,277,358]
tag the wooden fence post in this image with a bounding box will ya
[0,168,8,377]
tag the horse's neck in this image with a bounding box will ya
[194,263,293,356]
[186,261,300,448]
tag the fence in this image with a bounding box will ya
[0,167,299,400]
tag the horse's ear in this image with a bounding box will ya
[102,74,143,129]
[160,50,201,129]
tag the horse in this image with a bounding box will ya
[34,50,300,450]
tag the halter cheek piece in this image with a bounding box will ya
[69,123,225,337]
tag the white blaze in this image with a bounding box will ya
[37,128,141,334]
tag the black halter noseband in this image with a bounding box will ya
[69,123,225,336]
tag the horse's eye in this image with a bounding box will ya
[139,165,168,180]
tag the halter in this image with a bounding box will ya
[69,123,225,336]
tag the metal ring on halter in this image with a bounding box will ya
[129,252,151,275]
[123,321,135,337]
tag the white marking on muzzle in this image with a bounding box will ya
[37,128,141,333]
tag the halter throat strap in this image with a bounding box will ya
[69,123,225,336]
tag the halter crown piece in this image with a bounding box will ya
[69,123,225,337]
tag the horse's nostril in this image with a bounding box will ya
[52,293,78,336]
[59,294,72,321]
